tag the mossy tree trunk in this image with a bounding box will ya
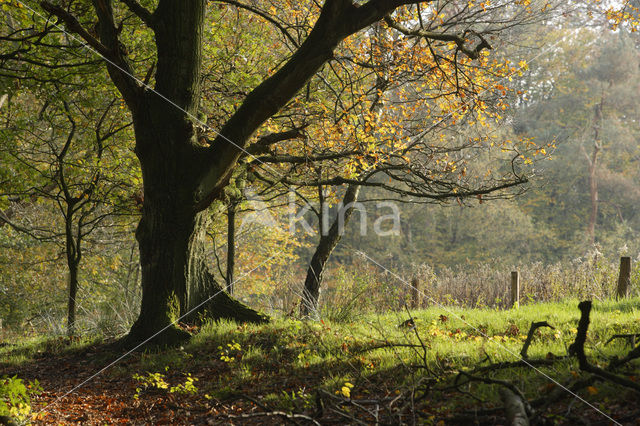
[120,2,265,347]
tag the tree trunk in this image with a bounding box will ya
[584,84,607,246]
[301,184,360,318]
[126,195,266,347]
[82,0,408,345]
[226,201,236,294]
[116,1,269,347]
[64,203,80,337]
[123,97,266,348]
[586,143,599,246]
[67,261,79,337]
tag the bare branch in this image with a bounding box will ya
[118,0,155,27]
[520,321,554,359]
[215,0,299,47]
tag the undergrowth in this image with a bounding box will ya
[1,297,638,424]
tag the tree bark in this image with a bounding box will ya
[301,184,360,318]
[126,185,265,347]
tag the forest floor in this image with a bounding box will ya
[1,298,640,425]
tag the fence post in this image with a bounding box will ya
[511,271,520,308]
[616,256,631,299]
[410,277,420,309]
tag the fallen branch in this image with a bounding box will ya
[499,387,530,426]
[608,342,640,370]
[318,389,398,405]
[225,393,321,425]
[455,371,532,416]
[469,358,558,375]
[570,301,640,393]
[520,321,554,358]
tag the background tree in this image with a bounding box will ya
[0,84,136,335]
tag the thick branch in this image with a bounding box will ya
[92,0,141,104]
[456,371,530,412]
[40,1,141,105]
[499,387,529,426]
[570,301,640,393]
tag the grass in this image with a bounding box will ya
[1,297,639,423]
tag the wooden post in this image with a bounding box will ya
[511,271,520,308]
[410,277,420,309]
[616,256,631,299]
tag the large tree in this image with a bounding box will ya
[3,0,557,346]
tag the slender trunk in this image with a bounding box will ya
[64,204,80,337]
[301,184,360,318]
[585,84,608,246]
[586,145,599,245]
[226,201,236,294]
[67,260,79,337]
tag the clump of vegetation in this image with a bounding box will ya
[132,369,198,400]
[0,375,41,424]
